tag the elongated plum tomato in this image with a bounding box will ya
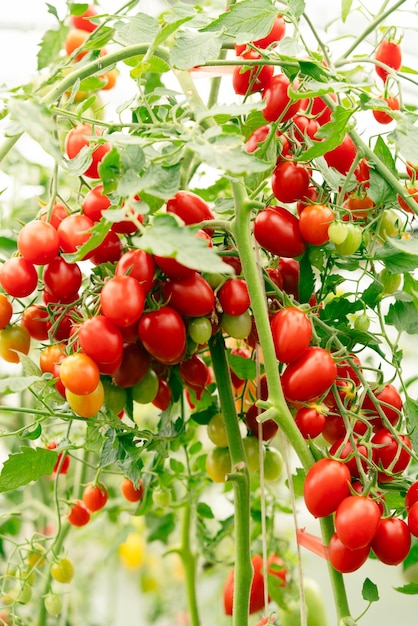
[138,306,187,364]
[64,123,110,179]
[303,458,351,518]
[218,278,250,316]
[43,257,82,301]
[112,343,151,388]
[100,276,145,327]
[67,501,90,527]
[328,533,370,573]
[372,95,400,124]
[254,207,306,258]
[162,272,215,318]
[324,134,357,175]
[166,190,214,226]
[59,353,100,395]
[371,517,411,565]
[271,307,312,363]
[374,39,402,82]
[335,495,381,550]
[281,347,337,402]
[271,161,310,204]
[115,249,156,295]
[223,554,266,616]
[66,380,104,418]
[78,315,123,365]
[232,50,273,95]
[82,483,108,512]
[121,478,143,503]
[235,14,286,54]
[262,74,301,123]
[372,428,412,482]
[361,383,402,430]
[17,220,60,265]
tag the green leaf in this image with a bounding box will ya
[171,31,222,71]
[299,61,329,82]
[114,14,159,46]
[227,352,257,381]
[83,26,115,51]
[0,376,41,394]
[403,274,418,308]
[136,163,181,200]
[188,133,270,175]
[288,0,306,17]
[7,100,62,162]
[98,147,121,194]
[299,252,315,304]
[201,0,277,44]
[389,116,418,164]
[197,502,215,519]
[362,578,379,603]
[297,106,353,162]
[394,582,418,595]
[46,3,60,19]
[375,239,418,273]
[342,0,354,22]
[362,280,383,308]
[19,424,43,441]
[289,467,305,498]
[133,214,233,275]
[0,448,57,492]
[404,396,418,453]
[169,458,184,474]
[146,511,176,543]
[385,300,418,334]
[69,3,89,16]
[196,101,265,124]
[368,136,397,206]
[37,24,69,70]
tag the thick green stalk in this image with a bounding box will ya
[178,502,200,626]
[209,333,252,626]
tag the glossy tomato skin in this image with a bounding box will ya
[0,294,12,330]
[232,51,274,95]
[295,406,326,439]
[281,347,337,402]
[235,15,286,54]
[271,307,312,363]
[245,403,279,441]
[121,478,144,502]
[82,184,111,222]
[82,483,108,512]
[67,501,91,527]
[138,306,187,364]
[254,207,306,258]
[372,95,400,124]
[324,134,357,175]
[372,428,412,482]
[0,257,38,298]
[66,381,104,418]
[278,257,300,299]
[17,221,60,265]
[115,249,156,295]
[0,325,31,363]
[71,5,98,32]
[405,481,418,511]
[335,496,381,550]
[361,384,402,431]
[218,278,250,316]
[328,533,370,573]
[329,437,368,479]
[162,273,215,318]
[112,343,151,388]
[223,554,266,616]
[371,517,411,565]
[262,74,301,123]
[90,230,123,265]
[59,353,100,396]
[78,315,123,365]
[57,214,94,256]
[166,191,214,226]
[100,276,145,327]
[21,304,49,341]
[271,161,310,204]
[303,458,351,518]
[65,123,110,179]
[375,39,402,82]
[179,354,210,390]
[43,257,82,301]
[299,204,334,246]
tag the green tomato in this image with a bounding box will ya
[380,268,402,294]
[222,311,252,339]
[263,447,284,481]
[7,582,32,605]
[51,557,74,584]
[207,413,229,448]
[353,312,370,332]
[243,436,264,471]
[44,592,63,617]
[334,223,362,256]
[102,376,127,415]
[328,221,349,245]
[188,317,213,345]
[279,578,327,626]
[132,369,159,404]
[152,487,171,509]
[378,209,401,240]
[205,447,231,483]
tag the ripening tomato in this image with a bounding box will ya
[64,28,89,58]
[100,276,145,327]
[371,517,411,565]
[112,343,151,388]
[397,185,418,214]
[372,428,412,482]
[17,220,60,265]
[138,306,187,364]
[121,478,144,503]
[278,257,300,299]
[262,74,301,123]
[303,458,351,518]
[223,554,266,616]
[324,134,357,175]
[335,496,381,550]
[51,557,74,584]
[375,39,402,82]
[0,257,38,298]
[66,381,104,418]
[38,202,69,229]
[218,278,250,317]
[67,501,90,527]
[46,441,70,475]
[361,384,402,431]
[40,343,66,374]
[0,294,12,330]
[328,533,370,573]
[372,95,400,124]
[271,307,312,363]
[271,161,310,204]
[295,406,326,439]
[21,304,49,341]
[166,191,214,227]
[281,347,337,402]
[65,123,110,179]
[59,353,100,395]
[232,51,274,95]
[162,273,215,318]
[82,483,108,512]
[254,207,306,258]
[299,204,334,245]
[71,4,98,32]
[343,192,374,219]
[0,324,31,363]
[235,14,286,54]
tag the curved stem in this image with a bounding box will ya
[179,501,200,626]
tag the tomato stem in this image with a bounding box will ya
[178,500,201,626]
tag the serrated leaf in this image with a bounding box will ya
[228,352,257,381]
[8,100,61,162]
[278,36,304,58]
[171,30,222,71]
[0,376,41,394]
[188,134,270,175]
[394,582,418,595]
[375,240,418,273]
[83,26,115,51]
[362,280,383,308]
[404,396,418,453]
[133,213,232,275]
[368,136,397,206]
[197,502,215,519]
[389,117,418,164]
[114,14,159,46]
[196,101,264,124]
[37,24,69,70]
[46,3,60,19]
[385,300,418,334]
[288,0,306,17]
[342,0,354,22]
[299,60,329,82]
[362,578,379,603]
[200,0,277,44]
[98,147,121,194]
[296,106,353,162]
[0,448,57,492]
[136,163,181,200]
[403,274,418,308]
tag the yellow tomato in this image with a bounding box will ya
[66,381,104,418]
[118,532,145,569]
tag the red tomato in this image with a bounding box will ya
[245,403,279,441]
[335,495,381,550]
[324,134,357,175]
[329,436,368,478]
[361,384,402,431]
[21,304,49,341]
[371,517,411,565]
[166,191,214,227]
[292,115,320,141]
[232,51,274,95]
[271,161,310,204]
[0,294,12,330]
[303,458,351,518]
[299,204,334,245]
[0,257,38,298]
[405,481,418,511]
[78,315,123,365]
[71,5,98,32]
[115,249,156,295]
[38,202,69,229]
[271,307,312,363]
[278,257,300,299]
[138,306,187,364]
[17,221,60,265]
[372,428,412,482]
[235,15,286,54]
[179,354,210,389]
[328,533,370,573]
[321,413,346,445]
[64,123,110,179]
[82,483,108,512]
[218,278,250,317]
[100,276,145,327]
[82,184,111,222]
[162,273,215,318]
[223,554,266,616]
[67,501,91,527]
[47,442,70,475]
[57,214,94,256]
[121,478,143,502]
[306,94,337,125]
[43,257,82,301]
[152,378,172,411]
[112,343,151,388]
[90,230,123,265]
[59,353,100,396]
[245,125,290,156]
[254,207,306,258]
[408,502,418,538]
[296,185,320,216]
[375,39,402,82]
[281,347,337,402]
[372,95,400,124]
[154,255,195,280]
[397,185,418,213]
[262,74,301,123]
[40,343,66,374]
[294,406,326,439]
